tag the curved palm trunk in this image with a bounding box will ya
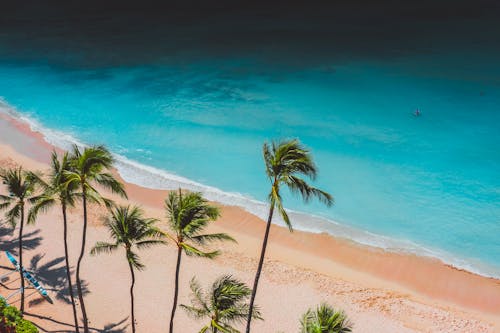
[62,203,80,333]
[18,203,25,315]
[127,258,136,333]
[245,204,275,333]
[169,246,182,333]
[76,192,90,333]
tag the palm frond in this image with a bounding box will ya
[263,142,274,180]
[300,303,352,333]
[93,205,162,272]
[0,194,14,204]
[220,304,262,323]
[135,239,166,249]
[127,250,145,271]
[179,304,209,320]
[181,242,220,259]
[93,172,127,199]
[190,233,236,245]
[262,139,333,232]
[182,275,261,332]
[286,176,333,206]
[211,320,236,333]
[198,325,210,333]
[188,277,210,312]
[90,242,119,255]
[66,145,127,205]
[4,204,21,228]
[166,191,219,235]
[165,190,231,260]
[270,189,291,231]
[28,196,56,225]
[0,201,12,211]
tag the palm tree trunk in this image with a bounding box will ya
[76,192,89,333]
[62,203,80,333]
[127,258,136,333]
[245,204,275,333]
[169,246,182,333]
[18,203,25,315]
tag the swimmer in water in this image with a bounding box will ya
[414,108,421,117]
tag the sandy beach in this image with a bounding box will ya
[0,112,499,332]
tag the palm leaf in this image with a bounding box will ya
[190,233,236,245]
[93,172,127,198]
[90,242,119,255]
[181,275,262,333]
[5,204,21,227]
[135,239,166,249]
[300,303,352,333]
[181,242,220,258]
[127,250,145,271]
[92,205,162,271]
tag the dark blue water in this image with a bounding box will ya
[0,0,499,276]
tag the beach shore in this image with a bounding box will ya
[0,112,499,332]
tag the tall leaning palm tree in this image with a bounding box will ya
[28,151,80,332]
[245,139,333,333]
[181,275,262,333]
[65,145,127,333]
[164,189,235,333]
[91,205,163,333]
[300,303,352,333]
[0,167,40,315]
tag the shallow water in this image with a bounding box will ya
[0,0,499,277]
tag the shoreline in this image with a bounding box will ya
[0,110,499,332]
[2,103,499,281]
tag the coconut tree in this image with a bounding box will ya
[181,275,262,333]
[164,189,235,333]
[28,151,80,332]
[300,303,352,333]
[64,145,127,333]
[245,139,333,333]
[0,167,40,315]
[91,205,163,333]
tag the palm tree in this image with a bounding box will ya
[28,151,80,332]
[64,145,127,333]
[0,167,40,314]
[91,205,163,333]
[164,189,235,333]
[245,139,333,333]
[181,275,262,333]
[300,303,352,333]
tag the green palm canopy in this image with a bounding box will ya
[64,144,127,333]
[300,303,352,333]
[28,151,80,332]
[164,189,235,333]
[91,205,163,333]
[246,139,333,333]
[181,275,262,333]
[263,139,333,231]
[0,166,40,314]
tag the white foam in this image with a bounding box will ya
[1,99,499,279]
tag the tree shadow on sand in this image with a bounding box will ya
[25,312,129,333]
[0,225,45,297]
[27,253,90,307]
[0,225,43,255]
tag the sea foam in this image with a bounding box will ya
[1,100,499,279]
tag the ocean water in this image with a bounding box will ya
[0,0,499,277]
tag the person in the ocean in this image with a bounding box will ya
[414,108,421,116]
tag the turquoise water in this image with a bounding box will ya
[0,1,499,277]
